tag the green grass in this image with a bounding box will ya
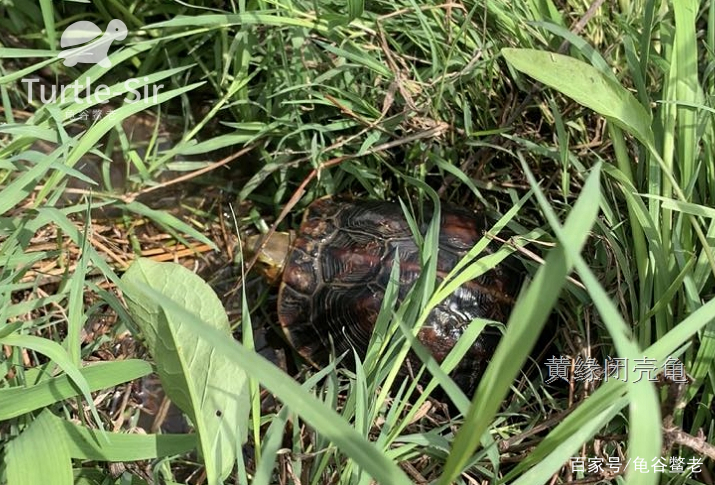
[1,0,714,484]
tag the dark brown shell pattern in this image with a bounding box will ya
[278,198,518,393]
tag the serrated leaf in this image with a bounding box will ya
[121,258,248,485]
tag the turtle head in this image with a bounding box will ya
[244,231,295,284]
[107,19,128,41]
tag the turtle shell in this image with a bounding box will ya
[61,21,103,47]
[278,198,518,393]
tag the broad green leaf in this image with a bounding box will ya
[121,258,249,485]
[501,48,655,149]
[5,410,73,485]
[125,280,413,485]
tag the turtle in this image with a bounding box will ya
[59,19,128,68]
[247,197,520,393]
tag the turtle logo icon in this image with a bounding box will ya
[58,19,127,68]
